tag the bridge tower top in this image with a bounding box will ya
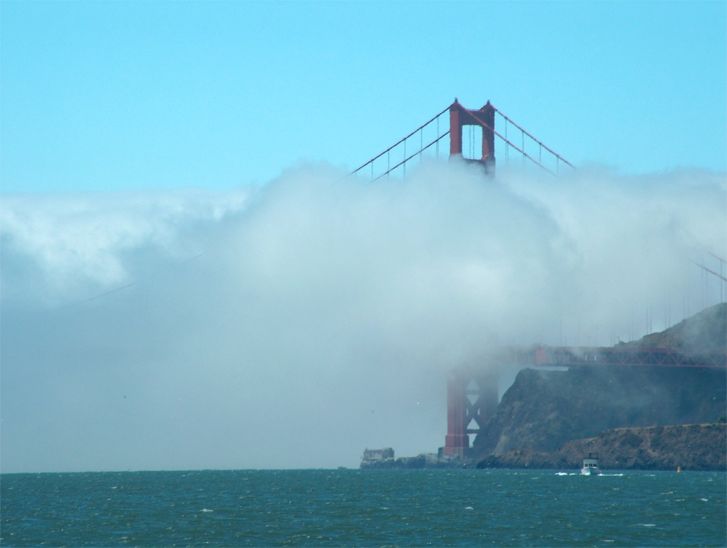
[449,99,495,173]
[351,97,573,181]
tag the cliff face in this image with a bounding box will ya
[473,303,727,459]
[473,366,726,456]
[477,423,727,471]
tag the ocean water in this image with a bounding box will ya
[1,469,725,546]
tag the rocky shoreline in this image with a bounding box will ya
[477,423,727,471]
[360,448,466,469]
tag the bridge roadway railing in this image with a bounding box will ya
[529,346,727,370]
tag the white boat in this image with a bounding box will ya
[580,454,601,476]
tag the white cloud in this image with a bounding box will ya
[0,188,250,302]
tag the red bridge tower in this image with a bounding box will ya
[449,99,496,172]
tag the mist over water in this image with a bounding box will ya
[1,161,725,472]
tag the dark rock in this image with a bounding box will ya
[477,423,727,471]
[473,365,726,458]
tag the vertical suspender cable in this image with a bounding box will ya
[504,117,508,162]
[521,129,525,165]
[403,140,406,178]
[419,127,423,161]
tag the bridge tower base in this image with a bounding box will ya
[444,368,499,458]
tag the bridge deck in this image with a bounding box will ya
[530,346,727,370]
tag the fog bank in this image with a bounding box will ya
[1,161,725,472]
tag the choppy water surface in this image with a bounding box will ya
[2,469,725,546]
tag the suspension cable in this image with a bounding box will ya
[692,260,727,283]
[464,109,559,175]
[352,101,573,179]
[351,105,450,175]
[493,108,573,168]
[371,132,450,182]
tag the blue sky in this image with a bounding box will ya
[1,0,726,191]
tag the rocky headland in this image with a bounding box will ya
[475,303,727,470]
[360,304,726,471]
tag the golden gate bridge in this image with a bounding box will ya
[349,99,727,458]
